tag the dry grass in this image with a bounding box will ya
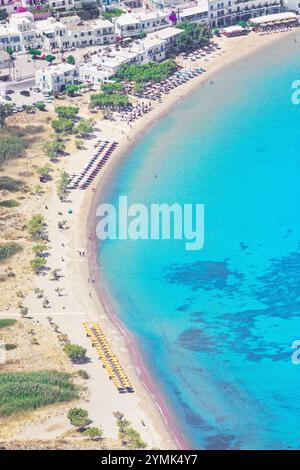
[0,319,82,440]
[0,109,56,309]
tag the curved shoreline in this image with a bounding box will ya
[78,29,299,450]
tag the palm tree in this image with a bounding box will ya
[6,47,14,80]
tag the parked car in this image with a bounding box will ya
[20,90,30,97]
[3,94,12,101]
[5,89,14,94]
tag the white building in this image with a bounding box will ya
[282,0,300,13]
[9,11,42,50]
[205,0,282,27]
[35,16,115,50]
[0,11,43,53]
[135,10,169,33]
[149,0,188,10]
[79,62,109,85]
[0,25,22,53]
[35,62,80,92]
[114,14,141,38]
[132,35,166,62]
[0,0,23,17]
[114,10,172,39]
[147,26,182,54]
[48,0,74,11]
[35,18,69,50]
[179,5,209,23]
[82,30,169,84]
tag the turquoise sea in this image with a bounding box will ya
[97,35,300,449]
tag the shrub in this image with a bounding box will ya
[4,344,17,351]
[64,343,87,363]
[75,138,84,149]
[32,244,47,257]
[67,407,91,427]
[0,176,25,192]
[77,370,89,380]
[115,413,147,449]
[30,256,46,274]
[0,199,20,208]
[84,427,103,440]
[20,306,28,317]
[0,242,22,261]
[34,101,46,111]
[0,319,17,328]
[37,165,51,180]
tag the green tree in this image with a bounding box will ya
[176,22,211,52]
[114,60,177,83]
[32,244,47,257]
[6,47,13,58]
[101,82,123,94]
[37,164,51,180]
[67,407,91,427]
[57,171,70,200]
[29,48,41,58]
[75,118,94,138]
[66,55,75,65]
[55,105,79,120]
[75,138,84,149]
[52,117,74,134]
[28,214,46,240]
[0,104,14,128]
[45,54,56,64]
[30,256,46,274]
[65,84,84,97]
[90,93,129,110]
[34,101,46,111]
[64,343,87,363]
[43,138,66,160]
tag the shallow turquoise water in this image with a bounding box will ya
[97,35,300,449]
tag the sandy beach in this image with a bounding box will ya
[2,28,299,449]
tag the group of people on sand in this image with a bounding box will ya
[119,102,152,124]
